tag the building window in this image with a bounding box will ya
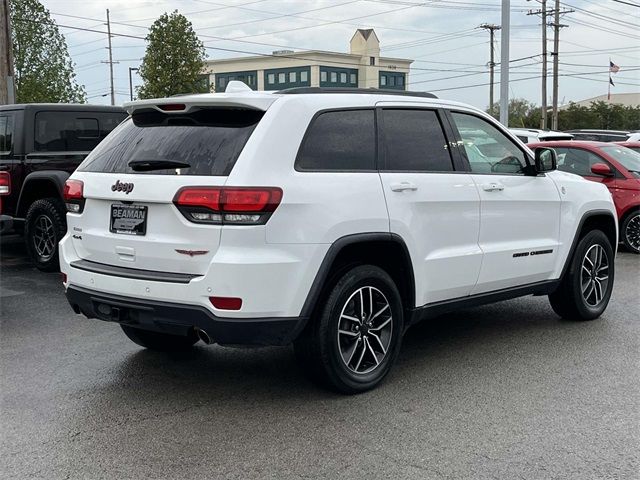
[370,56,375,66]
[379,71,406,90]
[263,66,311,91]
[215,70,258,91]
[320,66,358,88]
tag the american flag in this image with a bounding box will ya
[610,61,620,73]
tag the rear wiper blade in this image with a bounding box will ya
[128,160,191,171]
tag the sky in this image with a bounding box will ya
[41,0,640,110]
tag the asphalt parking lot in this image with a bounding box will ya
[1,235,639,480]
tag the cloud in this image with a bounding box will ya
[41,0,638,108]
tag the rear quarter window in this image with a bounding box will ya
[0,114,15,154]
[34,111,126,152]
[78,107,264,176]
[296,109,376,171]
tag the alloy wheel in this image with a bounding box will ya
[33,214,57,261]
[337,286,393,374]
[581,244,609,307]
[625,214,640,252]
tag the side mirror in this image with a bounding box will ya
[590,162,614,177]
[534,147,557,173]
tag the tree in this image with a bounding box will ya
[487,98,539,128]
[10,0,86,103]
[486,98,640,131]
[137,11,208,99]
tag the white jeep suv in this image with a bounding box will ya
[60,84,617,393]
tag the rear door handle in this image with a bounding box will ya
[390,182,418,192]
[482,182,504,192]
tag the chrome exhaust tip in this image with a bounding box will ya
[195,328,212,345]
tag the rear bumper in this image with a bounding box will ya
[65,285,307,346]
[0,214,14,234]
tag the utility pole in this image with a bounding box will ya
[550,1,573,129]
[101,9,118,106]
[128,67,139,101]
[499,0,510,126]
[527,0,550,129]
[0,0,16,104]
[479,23,501,117]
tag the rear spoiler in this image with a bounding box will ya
[123,90,277,116]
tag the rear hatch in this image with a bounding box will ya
[69,102,267,275]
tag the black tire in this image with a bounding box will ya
[24,197,67,272]
[621,210,640,254]
[294,265,404,394]
[120,325,198,351]
[549,229,615,321]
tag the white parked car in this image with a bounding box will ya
[60,83,618,393]
[626,132,640,142]
[510,128,574,144]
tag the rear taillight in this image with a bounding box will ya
[63,179,85,213]
[173,187,282,225]
[0,172,10,195]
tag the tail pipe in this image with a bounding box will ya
[195,327,213,345]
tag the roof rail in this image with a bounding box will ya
[278,87,437,99]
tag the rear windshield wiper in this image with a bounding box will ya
[128,160,191,171]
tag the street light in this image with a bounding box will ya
[128,67,139,101]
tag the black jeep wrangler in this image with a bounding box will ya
[0,104,126,270]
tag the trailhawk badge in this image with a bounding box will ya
[111,180,134,194]
[175,249,209,257]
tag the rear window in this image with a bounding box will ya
[78,108,264,176]
[296,109,375,171]
[34,111,126,152]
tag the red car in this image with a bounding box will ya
[529,140,640,254]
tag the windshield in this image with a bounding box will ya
[78,107,264,176]
[600,145,640,174]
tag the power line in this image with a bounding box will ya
[562,2,640,29]
[15,19,485,75]
[225,2,423,41]
[611,0,640,6]
[194,0,362,32]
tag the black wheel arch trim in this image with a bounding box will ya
[558,209,618,281]
[17,170,70,217]
[298,232,416,320]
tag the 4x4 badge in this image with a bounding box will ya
[111,180,134,194]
